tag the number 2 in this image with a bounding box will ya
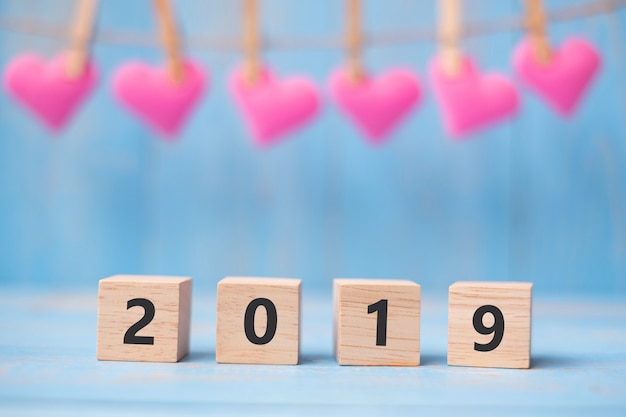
[124,298,155,345]
[473,305,504,352]
[368,299,388,346]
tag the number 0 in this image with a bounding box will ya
[367,299,388,346]
[244,298,278,345]
[473,305,504,352]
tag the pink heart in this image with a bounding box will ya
[329,68,421,143]
[112,60,206,138]
[429,56,519,138]
[3,52,97,131]
[513,37,600,116]
[229,66,319,147]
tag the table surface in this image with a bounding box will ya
[1,290,625,416]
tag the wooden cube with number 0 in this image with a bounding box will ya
[448,281,533,369]
[97,275,192,362]
[334,279,421,366]
[216,277,301,365]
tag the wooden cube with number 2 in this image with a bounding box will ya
[334,279,421,366]
[97,275,192,363]
[448,281,533,369]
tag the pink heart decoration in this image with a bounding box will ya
[513,37,600,116]
[329,68,421,143]
[429,55,519,138]
[3,52,97,131]
[112,60,206,138]
[229,66,319,147]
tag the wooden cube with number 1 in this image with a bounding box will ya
[448,281,533,369]
[97,275,192,362]
[334,278,421,366]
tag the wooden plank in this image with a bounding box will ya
[1,291,626,415]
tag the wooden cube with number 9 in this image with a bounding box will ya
[448,281,533,369]
[334,279,421,366]
[97,275,192,362]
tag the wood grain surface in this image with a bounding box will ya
[334,278,420,366]
[216,277,301,364]
[97,275,192,362]
[448,281,532,368]
[1,290,625,416]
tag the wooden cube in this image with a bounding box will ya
[334,279,421,366]
[448,281,533,369]
[97,275,192,362]
[216,277,301,365]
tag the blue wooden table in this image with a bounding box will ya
[1,290,625,416]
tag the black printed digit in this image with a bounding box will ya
[473,305,504,352]
[244,298,278,345]
[367,299,388,346]
[123,298,155,345]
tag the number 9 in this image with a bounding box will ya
[473,305,504,352]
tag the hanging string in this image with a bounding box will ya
[243,0,261,82]
[65,0,99,78]
[153,0,184,82]
[525,0,552,64]
[0,0,624,51]
[438,0,462,76]
[346,0,364,81]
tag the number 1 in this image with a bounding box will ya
[368,299,388,346]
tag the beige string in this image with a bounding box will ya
[346,0,364,81]
[244,0,261,83]
[153,0,184,82]
[525,0,552,64]
[0,0,622,50]
[65,0,99,78]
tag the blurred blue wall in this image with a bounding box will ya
[0,0,625,295]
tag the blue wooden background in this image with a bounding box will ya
[0,0,625,295]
